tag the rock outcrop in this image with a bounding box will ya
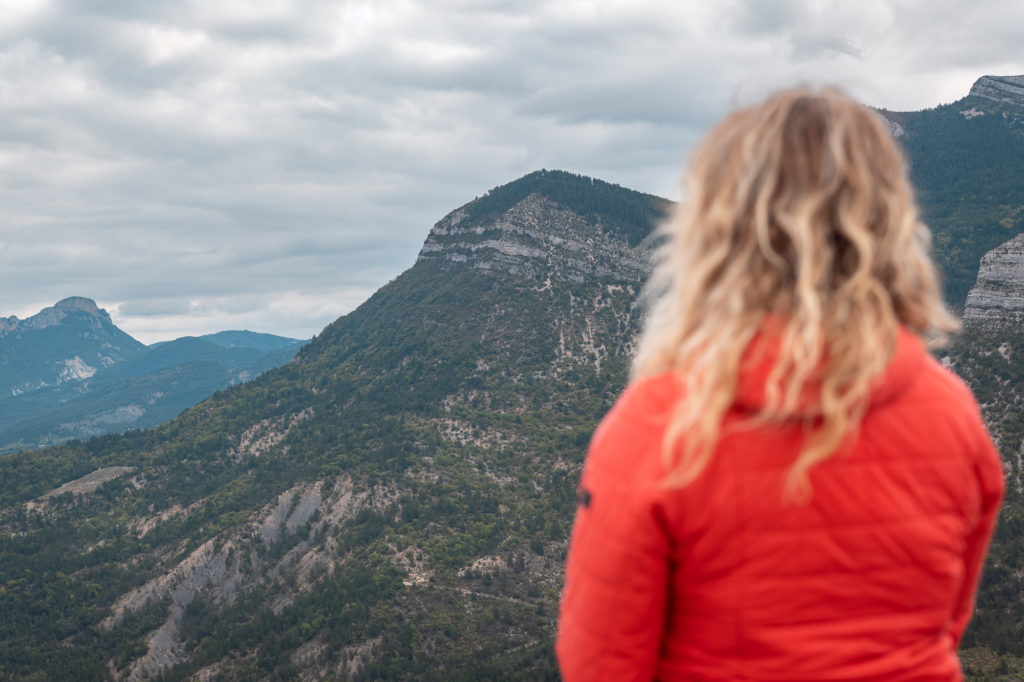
[0,296,109,337]
[416,193,652,283]
[879,115,905,138]
[968,75,1024,107]
[963,232,1024,330]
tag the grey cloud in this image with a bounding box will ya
[789,34,862,60]
[729,0,804,35]
[1,0,1019,341]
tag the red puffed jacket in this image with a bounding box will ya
[557,328,1004,681]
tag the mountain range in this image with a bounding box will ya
[0,76,1022,680]
[0,298,305,454]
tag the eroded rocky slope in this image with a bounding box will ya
[964,233,1024,330]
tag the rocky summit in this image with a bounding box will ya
[969,75,1024,108]
[0,296,111,337]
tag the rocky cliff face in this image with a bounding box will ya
[969,75,1024,107]
[416,193,652,283]
[963,233,1024,330]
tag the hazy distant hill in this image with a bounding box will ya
[0,297,145,398]
[0,301,306,454]
[199,330,309,352]
[0,76,1023,680]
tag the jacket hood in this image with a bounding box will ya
[734,325,926,417]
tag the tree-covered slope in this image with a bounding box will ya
[0,175,654,680]
[945,328,1024,678]
[880,79,1024,306]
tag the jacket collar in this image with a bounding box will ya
[734,325,925,417]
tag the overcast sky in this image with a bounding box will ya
[1,0,1021,343]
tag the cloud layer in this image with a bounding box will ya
[1,0,1021,342]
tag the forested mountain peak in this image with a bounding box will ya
[415,169,665,283]
[450,169,666,246]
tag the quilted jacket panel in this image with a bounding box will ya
[557,329,1004,681]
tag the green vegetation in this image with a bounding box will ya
[0,237,641,678]
[884,96,1024,305]
[946,330,1024,673]
[961,647,1024,682]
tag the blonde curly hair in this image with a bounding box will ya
[632,87,957,496]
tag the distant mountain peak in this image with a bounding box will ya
[0,297,145,400]
[415,170,665,283]
[53,296,104,316]
[1,297,110,337]
[199,330,306,352]
[968,75,1024,107]
[16,297,112,333]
